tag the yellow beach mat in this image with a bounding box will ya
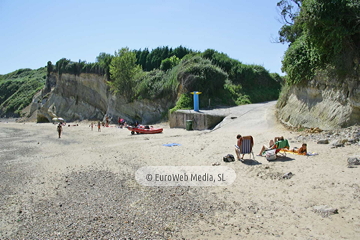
[279,150,318,156]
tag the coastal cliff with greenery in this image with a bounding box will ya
[0,46,282,123]
[276,0,360,129]
[2,0,358,128]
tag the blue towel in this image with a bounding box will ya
[163,143,182,147]
[306,152,318,156]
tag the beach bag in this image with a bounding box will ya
[265,149,277,161]
[223,154,235,162]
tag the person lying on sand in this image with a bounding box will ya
[286,143,307,155]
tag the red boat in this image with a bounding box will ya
[127,125,163,134]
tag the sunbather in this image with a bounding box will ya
[285,143,307,155]
[235,134,243,160]
[274,137,290,152]
[296,143,307,154]
[258,139,275,156]
[258,137,289,156]
[235,135,254,160]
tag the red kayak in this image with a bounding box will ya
[127,125,163,134]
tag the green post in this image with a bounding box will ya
[186,120,193,131]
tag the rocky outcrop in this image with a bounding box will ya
[277,74,360,130]
[33,73,175,124]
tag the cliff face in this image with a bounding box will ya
[277,74,360,130]
[35,73,174,124]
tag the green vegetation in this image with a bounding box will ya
[169,93,192,114]
[1,44,283,117]
[0,68,46,116]
[133,46,194,71]
[278,0,360,84]
[45,46,282,109]
[109,47,143,101]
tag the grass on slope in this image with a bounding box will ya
[0,68,47,116]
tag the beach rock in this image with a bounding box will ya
[282,172,294,179]
[308,127,323,133]
[330,140,345,148]
[317,139,329,144]
[313,205,338,217]
[348,157,360,166]
[293,126,359,149]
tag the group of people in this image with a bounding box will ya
[58,116,131,138]
[234,135,307,160]
[90,122,102,132]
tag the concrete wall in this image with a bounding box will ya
[169,110,225,130]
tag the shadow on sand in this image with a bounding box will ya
[267,156,295,162]
[240,159,262,165]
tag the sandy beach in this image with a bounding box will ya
[1,101,359,239]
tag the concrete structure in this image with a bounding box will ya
[169,110,226,130]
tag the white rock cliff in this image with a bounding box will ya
[35,73,174,124]
[277,74,360,130]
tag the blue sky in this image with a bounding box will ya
[0,0,288,75]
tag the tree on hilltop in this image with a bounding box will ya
[278,0,360,84]
[109,47,143,101]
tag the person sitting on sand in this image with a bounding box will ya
[57,123,62,138]
[236,135,254,160]
[274,136,290,151]
[258,136,289,156]
[258,139,275,156]
[235,134,243,160]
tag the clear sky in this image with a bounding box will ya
[0,0,289,75]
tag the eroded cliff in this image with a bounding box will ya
[33,73,174,124]
[277,74,360,130]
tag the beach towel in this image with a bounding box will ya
[275,139,290,149]
[306,152,318,156]
[280,149,318,156]
[163,143,182,147]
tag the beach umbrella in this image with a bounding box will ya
[58,117,64,121]
[52,117,59,121]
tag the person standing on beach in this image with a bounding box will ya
[57,123,62,138]
[90,122,94,131]
[98,121,101,132]
[105,116,109,127]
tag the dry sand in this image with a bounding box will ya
[0,101,359,239]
